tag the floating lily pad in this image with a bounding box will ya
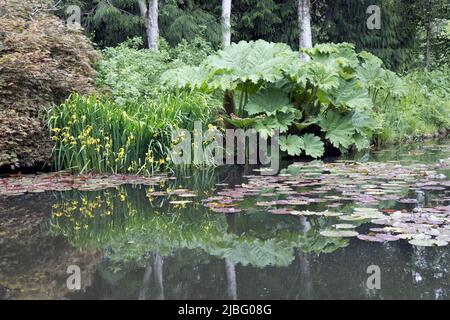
[333,224,356,229]
[169,200,193,205]
[339,215,368,221]
[320,230,359,238]
[357,234,384,242]
[408,239,448,247]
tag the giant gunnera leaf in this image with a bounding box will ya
[301,133,325,158]
[279,135,304,156]
[206,40,297,88]
[161,65,210,90]
[319,111,355,149]
[245,87,291,116]
[327,78,373,110]
[279,134,324,158]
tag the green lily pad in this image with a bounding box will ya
[320,230,359,238]
[333,224,356,229]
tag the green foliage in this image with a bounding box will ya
[375,67,450,142]
[50,185,348,267]
[48,92,217,174]
[95,37,172,103]
[95,36,214,103]
[164,40,385,158]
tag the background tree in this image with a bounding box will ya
[298,0,312,61]
[222,0,232,47]
[406,0,450,69]
[138,0,159,50]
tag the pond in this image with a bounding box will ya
[1,139,450,300]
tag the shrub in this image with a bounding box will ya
[163,40,384,158]
[95,37,215,104]
[0,0,98,168]
[375,67,450,142]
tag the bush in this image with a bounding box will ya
[95,37,215,104]
[163,41,385,158]
[0,0,98,168]
[375,67,450,142]
[48,93,219,174]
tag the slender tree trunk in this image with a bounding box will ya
[222,0,232,48]
[225,257,237,300]
[153,252,164,300]
[138,257,153,300]
[298,0,312,61]
[138,0,159,51]
[224,214,237,300]
[425,19,431,70]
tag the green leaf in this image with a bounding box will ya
[253,117,279,139]
[279,135,304,156]
[161,65,210,90]
[358,51,383,67]
[206,40,297,88]
[353,133,370,151]
[225,115,266,129]
[306,62,340,91]
[274,110,298,133]
[320,111,355,149]
[328,78,373,110]
[301,134,325,158]
[245,87,291,116]
[352,110,376,135]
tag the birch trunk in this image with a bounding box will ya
[138,0,159,51]
[298,0,312,61]
[222,0,232,47]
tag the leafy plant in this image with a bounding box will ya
[163,40,384,158]
[48,92,218,174]
[95,36,215,104]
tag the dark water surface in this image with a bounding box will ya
[1,140,450,299]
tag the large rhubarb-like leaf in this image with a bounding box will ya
[279,135,304,156]
[327,78,373,110]
[301,133,325,158]
[245,87,291,115]
[320,111,355,149]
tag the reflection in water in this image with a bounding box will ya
[1,140,449,299]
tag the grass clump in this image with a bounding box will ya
[48,93,218,174]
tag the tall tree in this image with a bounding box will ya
[138,0,159,50]
[298,0,312,60]
[222,0,232,47]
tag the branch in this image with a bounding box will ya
[137,0,148,17]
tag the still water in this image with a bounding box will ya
[1,140,449,299]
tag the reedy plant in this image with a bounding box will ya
[48,92,217,174]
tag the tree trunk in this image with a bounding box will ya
[225,257,237,300]
[138,0,159,51]
[298,0,312,61]
[153,252,164,300]
[425,19,431,70]
[222,0,232,48]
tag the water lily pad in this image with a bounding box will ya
[320,230,359,238]
[408,239,448,247]
[339,215,368,221]
[169,200,193,205]
[357,234,384,242]
[333,224,356,229]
